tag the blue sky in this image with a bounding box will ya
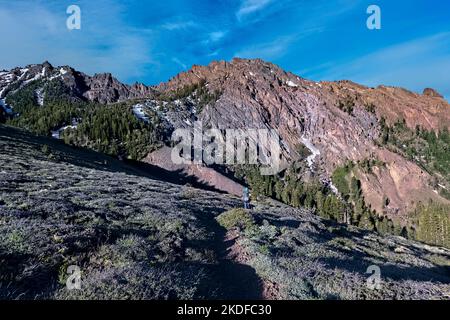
[0,0,449,100]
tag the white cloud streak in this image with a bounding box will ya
[234,36,295,60]
[0,1,155,83]
[236,0,273,20]
[161,20,198,31]
[311,32,450,100]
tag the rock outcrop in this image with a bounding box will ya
[423,87,444,98]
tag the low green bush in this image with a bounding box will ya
[216,208,256,231]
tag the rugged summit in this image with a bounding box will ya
[154,58,450,219]
[0,61,153,104]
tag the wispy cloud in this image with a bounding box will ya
[311,32,450,100]
[161,20,197,31]
[236,0,274,20]
[234,35,295,60]
[234,25,324,61]
[208,31,227,42]
[171,57,188,70]
[199,31,228,48]
[0,0,156,83]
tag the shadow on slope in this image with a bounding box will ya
[0,125,225,193]
[318,256,450,284]
[192,209,264,299]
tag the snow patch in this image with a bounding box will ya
[18,69,29,81]
[24,72,43,85]
[329,181,339,195]
[0,86,7,98]
[51,120,78,139]
[301,135,321,169]
[286,80,298,88]
[49,68,68,81]
[0,99,13,115]
[133,104,150,123]
[49,74,60,81]
[35,88,45,106]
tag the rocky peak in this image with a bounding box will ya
[83,73,154,103]
[41,61,53,70]
[423,87,444,98]
[150,58,450,219]
[0,62,155,104]
[161,58,295,91]
[89,73,121,89]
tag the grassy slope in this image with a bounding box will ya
[0,125,449,300]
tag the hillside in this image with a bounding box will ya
[0,125,449,299]
[1,58,449,248]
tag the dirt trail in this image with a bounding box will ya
[195,209,282,300]
[193,212,264,299]
[224,229,281,300]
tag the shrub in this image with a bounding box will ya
[331,164,353,198]
[337,96,355,115]
[0,230,28,254]
[216,208,256,231]
[295,143,312,159]
[365,103,376,114]
[0,108,6,123]
[41,144,51,156]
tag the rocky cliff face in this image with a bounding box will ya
[155,58,450,219]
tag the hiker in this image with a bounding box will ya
[243,187,250,209]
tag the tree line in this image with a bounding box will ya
[2,79,163,160]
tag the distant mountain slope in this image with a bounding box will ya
[0,124,449,300]
[149,59,450,227]
[0,61,153,104]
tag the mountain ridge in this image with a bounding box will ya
[2,58,449,107]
